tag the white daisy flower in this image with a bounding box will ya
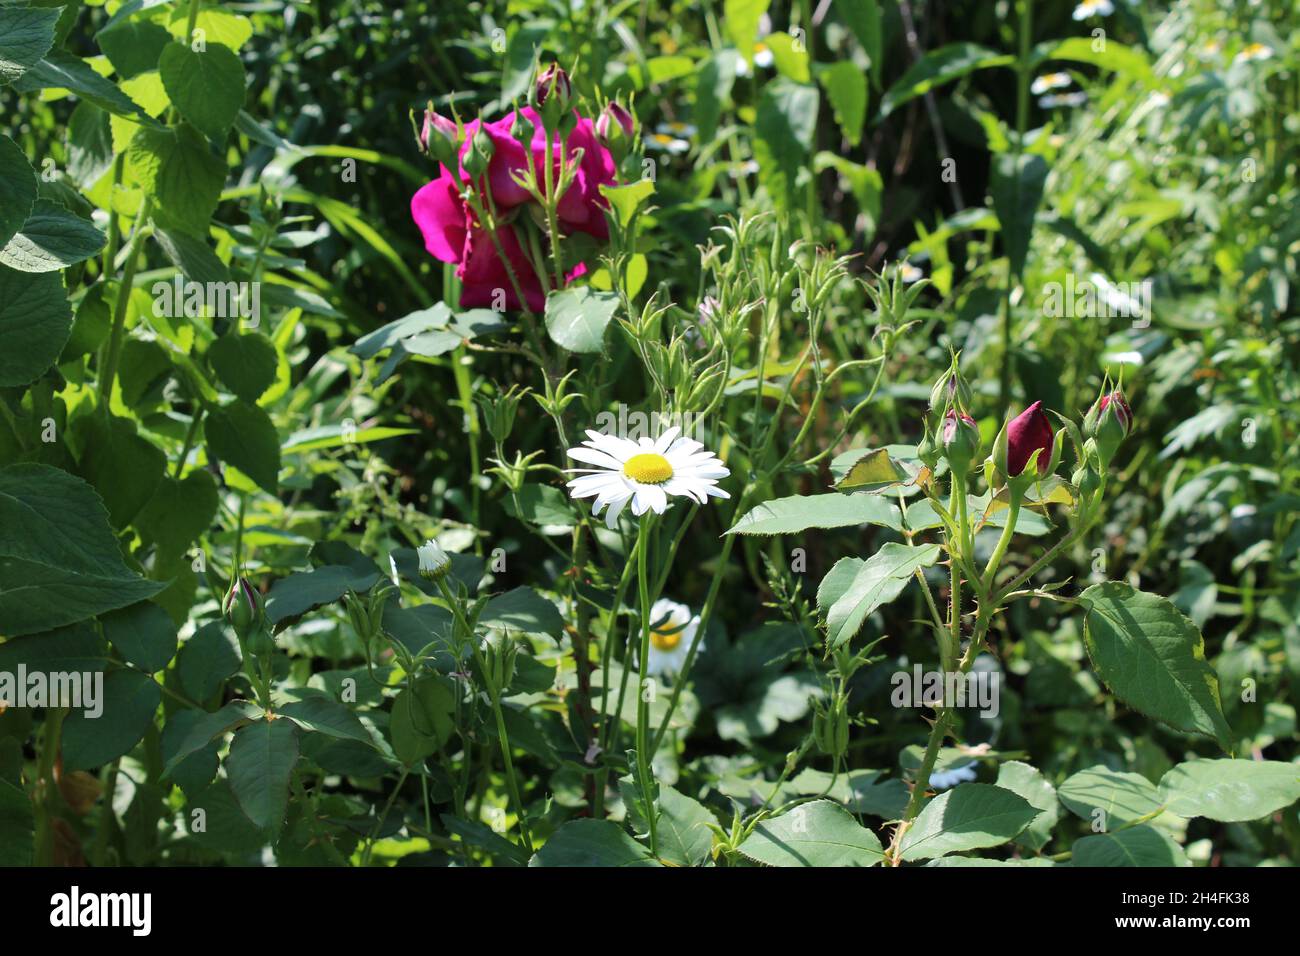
[565,425,730,529]
[656,121,697,138]
[417,539,451,580]
[643,598,700,676]
[929,763,978,790]
[1030,72,1071,95]
[1233,42,1273,65]
[1072,0,1113,20]
[897,262,923,283]
[645,131,690,154]
[753,41,774,69]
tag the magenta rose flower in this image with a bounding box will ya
[1006,401,1055,476]
[411,106,617,311]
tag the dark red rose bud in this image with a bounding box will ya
[1006,401,1054,477]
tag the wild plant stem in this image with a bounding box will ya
[633,516,660,855]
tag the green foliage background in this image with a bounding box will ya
[0,0,1297,867]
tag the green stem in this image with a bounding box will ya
[97,200,153,404]
[439,577,534,854]
[633,516,660,856]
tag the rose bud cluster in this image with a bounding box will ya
[410,63,621,312]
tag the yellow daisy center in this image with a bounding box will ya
[651,627,683,651]
[623,452,673,484]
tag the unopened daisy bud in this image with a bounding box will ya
[417,539,452,581]
[223,577,265,640]
[941,408,981,472]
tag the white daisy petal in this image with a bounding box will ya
[567,446,625,469]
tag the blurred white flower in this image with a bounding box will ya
[929,763,978,790]
[646,124,691,153]
[1039,91,1089,109]
[1072,0,1113,20]
[565,426,730,528]
[898,262,924,284]
[1234,42,1273,65]
[643,598,700,676]
[1030,72,1072,95]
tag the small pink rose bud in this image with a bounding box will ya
[534,63,573,111]
[420,109,457,150]
[941,408,981,471]
[1097,390,1132,434]
[1006,401,1055,477]
[223,577,265,638]
[596,102,635,142]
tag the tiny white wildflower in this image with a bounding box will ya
[1072,0,1113,20]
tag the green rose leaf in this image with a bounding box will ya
[995,761,1060,852]
[1058,765,1164,829]
[822,543,942,649]
[1071,824,1189,867]
[529,819,662,867]
[61,669,162,772]
[390,677,456,764]
[738,799,885,867]
[899,784,1037,861]
[100,601,178,673]
[226,717,300,830]
[1157,759,1300,822]
[278,696,372,744]
[545,286,620,354]
[727,493,902,535]
[1080,582,1233,751]
[619,776,716,866]
[177,620,242,703]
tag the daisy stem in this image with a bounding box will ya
[634,515,661,855]
[439,577,535,855]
